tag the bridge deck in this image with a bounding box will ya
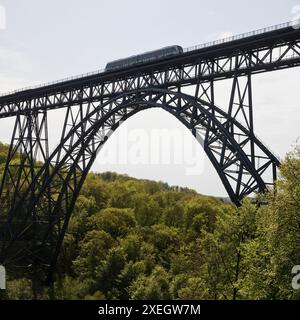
[0,20,300,114]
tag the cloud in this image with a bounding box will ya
[0,48,40,93]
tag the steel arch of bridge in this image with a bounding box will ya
[0,87,279,281]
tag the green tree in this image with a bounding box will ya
[74,230,115,279]
[240,146,300,299]
[129,266,171,300]
[88,208,136,239]
[163,204,184,228]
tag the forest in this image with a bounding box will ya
[0,142,300,300]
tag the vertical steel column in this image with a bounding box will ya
[0,110,49,267]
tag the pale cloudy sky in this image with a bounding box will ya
[0,0,299,197]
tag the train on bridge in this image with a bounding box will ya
[105,45,183,71]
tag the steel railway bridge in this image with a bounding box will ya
[0,20,299,283]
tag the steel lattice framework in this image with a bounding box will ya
[0,22,299,282]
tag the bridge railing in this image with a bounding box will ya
[184,19,300,53]
[0,68,106,97]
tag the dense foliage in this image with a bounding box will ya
[0,142,300,300]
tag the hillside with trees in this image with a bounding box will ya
[0,142,299,300]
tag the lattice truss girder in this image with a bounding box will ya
[0,38,300,117]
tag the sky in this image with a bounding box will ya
[0,0,299,197]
